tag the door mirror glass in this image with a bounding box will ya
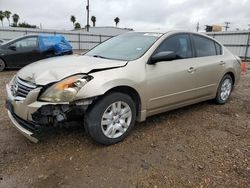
[150,51,176,64]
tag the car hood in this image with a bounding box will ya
[17,55,127,85]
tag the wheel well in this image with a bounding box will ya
[0,57,6,64]
[105,86,141,116]
[225,72,235,85]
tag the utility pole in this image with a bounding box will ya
[86,0,90,32]
[224,21,230,31]
[196,22,200,32]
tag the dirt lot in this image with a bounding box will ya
[0,64,249,188]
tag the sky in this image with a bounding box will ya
[0,0,250,31]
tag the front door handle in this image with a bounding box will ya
[188,67,196,73]
[219,61,226,65]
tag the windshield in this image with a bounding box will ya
[85,32,162,61]
[1,38,19,46]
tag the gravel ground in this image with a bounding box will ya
[0,63,249,188]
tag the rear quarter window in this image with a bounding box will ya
[215,42,222,55]
[192,35,217,57]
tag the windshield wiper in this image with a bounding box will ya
[93,55,107,59]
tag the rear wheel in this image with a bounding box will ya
[0,59,6,72]
[85,92,136,145]
[215,74,233,104]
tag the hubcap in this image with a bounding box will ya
[220,78,232,101]
[101,101,132,139]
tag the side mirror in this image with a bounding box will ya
[149,51,176,64]
[9,45,17,51]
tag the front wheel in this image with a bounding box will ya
[85,92,136,145]
[215,74,233,104]
[0,59,6,72]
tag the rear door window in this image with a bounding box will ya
[192,35,217,57]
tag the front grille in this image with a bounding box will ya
[11,111,41,132]
[11,77,37,100]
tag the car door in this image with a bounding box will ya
[190,34,225,97]
[2,41,28,67]
[4,36,41,67]
[146,34,199,113]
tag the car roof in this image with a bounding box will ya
[132,30,205,35]
[127,30,223,48]
[14,34,39,39]
[130,30,221,43]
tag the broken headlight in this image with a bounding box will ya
[39,75,91,102]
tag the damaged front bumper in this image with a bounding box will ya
[5,81,90,143]
[6,109,39,143]
[5,82,44,143]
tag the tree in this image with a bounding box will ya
[70,15,76,27]
[4,10,11,26]
[74,22,81,29]
[0,11,4,27]
[12,14,19,27]
[18,22,37,28]
[91,16,96,27]
[114,17,120,27]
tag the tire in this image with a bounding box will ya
[85,92,136,145]
[0,59,6,72]
[215,74,233,104]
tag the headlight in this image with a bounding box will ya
[39,75,91,102]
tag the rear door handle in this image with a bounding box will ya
[188,67,196,73]
[219,61,226,65]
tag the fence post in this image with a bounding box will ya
[99,35,102,44]
[78,33,81,50]
[244,32,250,61]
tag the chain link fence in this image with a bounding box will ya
[0,27,115,51]
[1,27,249,60]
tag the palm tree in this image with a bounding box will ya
[12,13,19,27]
[0,11,4,27]
[114,17,120,27]
[74,22,81,29]
[91,16,96,27]
[70,15,76,27]
[4,10,11,26]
